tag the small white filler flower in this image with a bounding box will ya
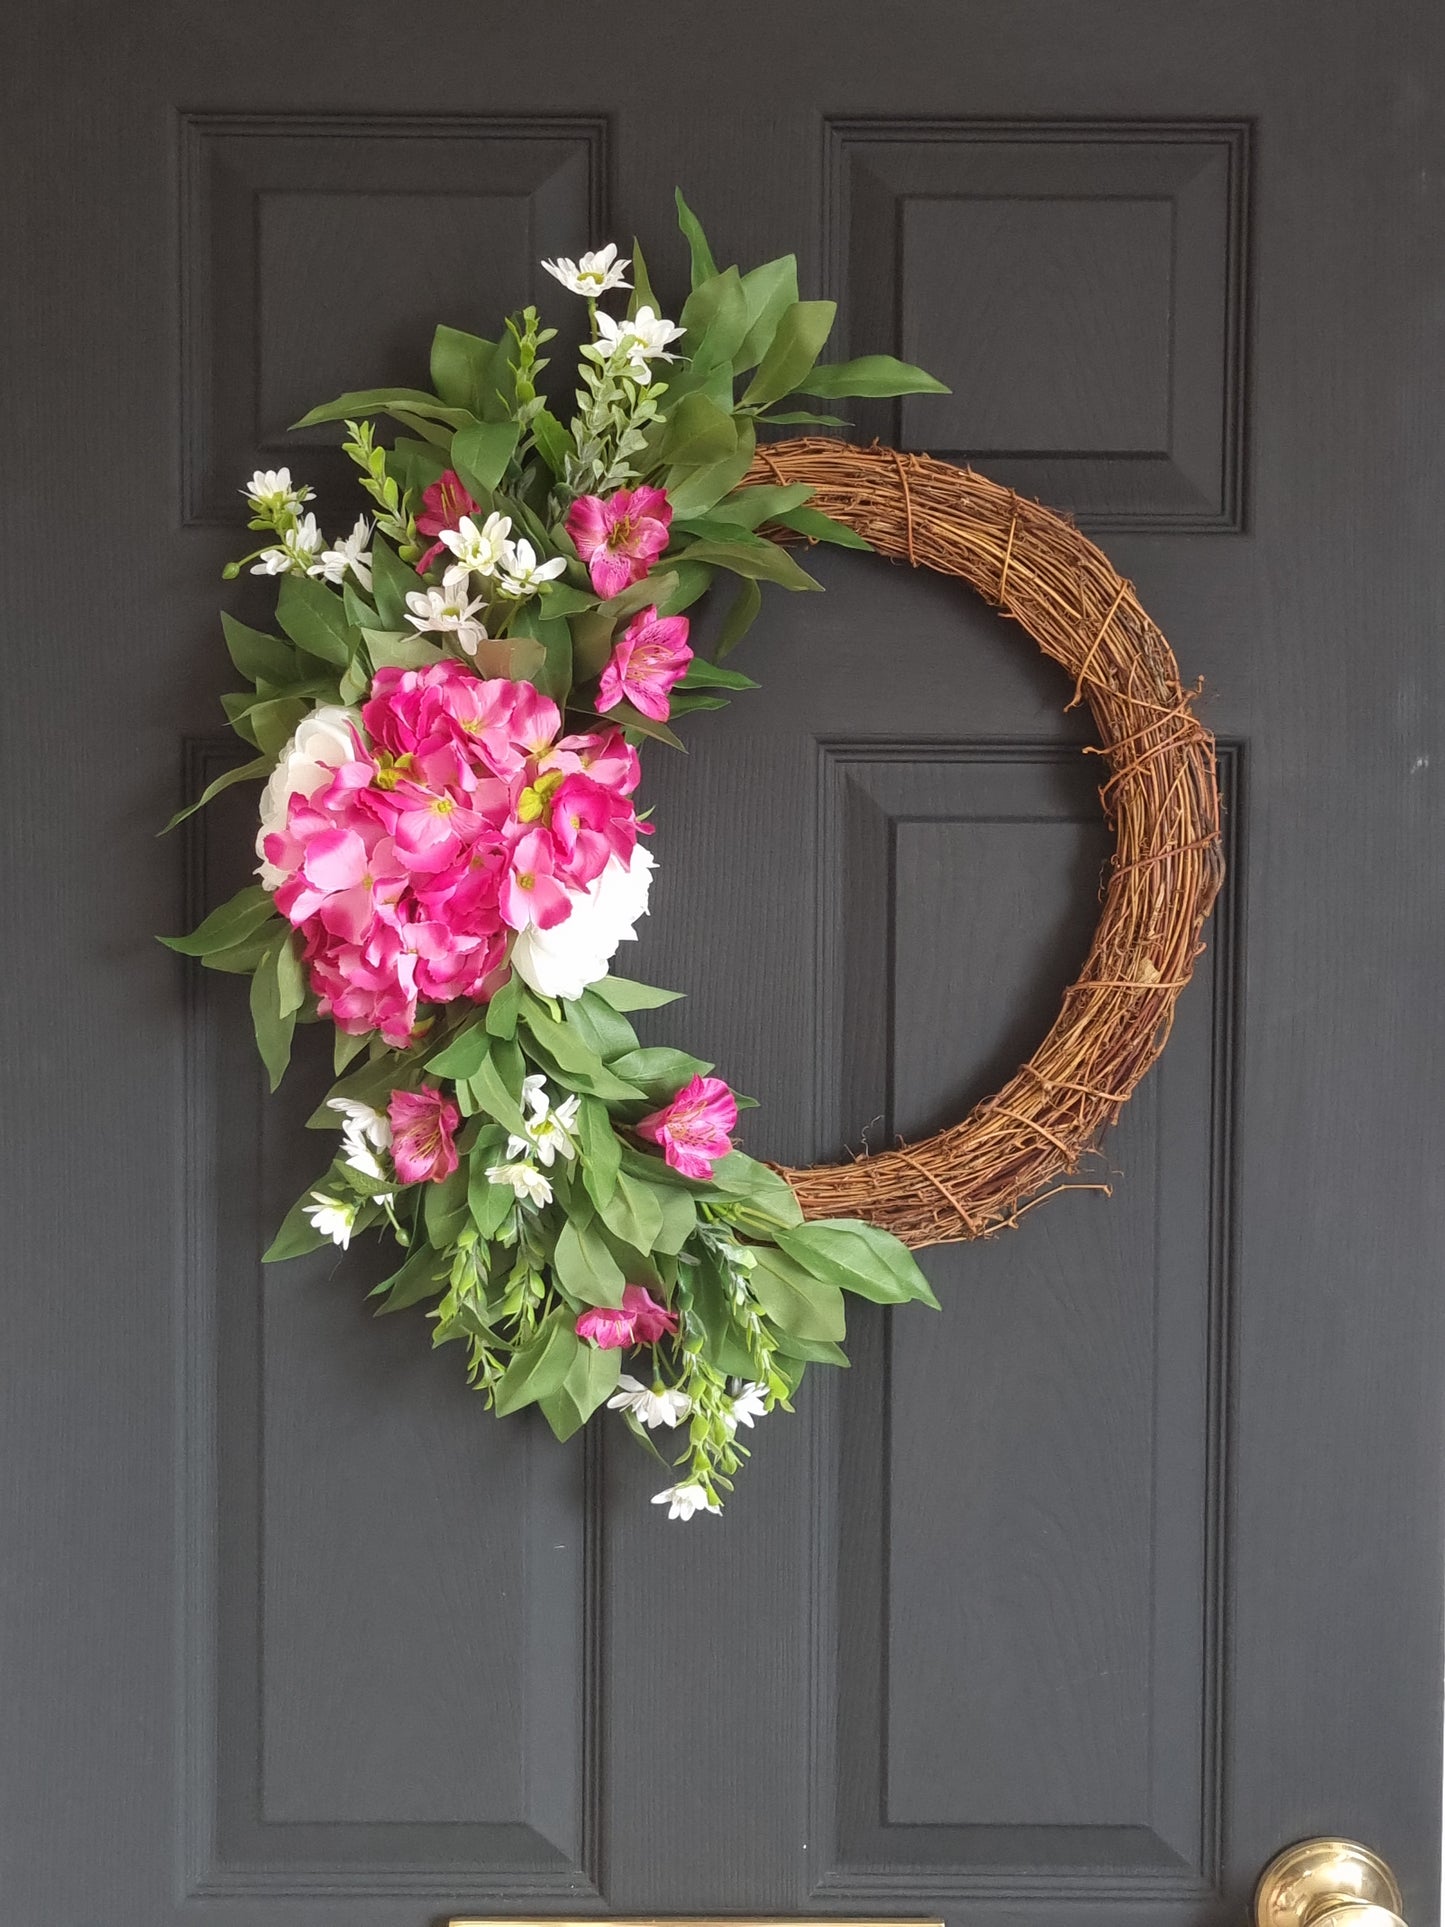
[496,537,568,600]
[241,466,314,523]
[541,241,631,298]
[439,510,513,579]
[404,568,489,656]
[304,1192,358,1249]
[506,1076,581,1167]
[594,305,685,373]
[310,513,374,591]
[485,1160,554,1208]
[651,1481,721,1521]
[251,511,325,577]
[608,1375,692,1429]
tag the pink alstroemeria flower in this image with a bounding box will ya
[575,1283,680,1350]
[414,469,480,573]
[597,606,693,721]
[387,1086,461,1184]
[635,1074,738,1179]
[565,484,671,599]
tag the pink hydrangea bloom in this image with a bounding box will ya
[414,469,480,573]
[260,664,644,1044]
[576,1284,679,1350]
[387,1087,461,1183]
[635,1074,738,1179]
[565,485,672,599]
[597,607,693,721]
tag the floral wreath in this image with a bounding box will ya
[166,195,952,1519]
[166,193,1220,1520]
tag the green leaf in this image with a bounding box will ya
[249,939,296,1091]
[539,1342,622,1441]
[372,1242,447,1313]
[678,656,758,690]
[361,627,444,672]
[596,1169,665,1251]
[430,324,497,415]
[423,1162,471,1246]
[554,1214,627,1307]
[749,1244,847,1341]
[221,613,298,686]
[775,1219,942,1308]
[246,695,312,759]
[469,633,549,683]
[650,1184,698,1255]
[464,1051,532,1139]
[797,354,950,399]
[733,253,800,372]
[593,974,684,1012]
[714,575,763,660]
[700,482,815,530]
[664,440,759,519]
[596,700,686,751]
[493,1315,580,1417]
[262,1190,329,1263]
[275,572,354,666]
[467,1151,516,1240]
[162,752,272,832]
[530,406,571,481]
[275,930,307,1017]
[740,299,837,408]
[681,265,750,375]
[564,989,639,1062]
[334,1028,369,1075]
[774,504,873,550]
[771,1330,850,1368]
[427,1023,491,1081]
[160,884,276,957]
[654,560,715,616]
[484,973,522,1040]
[369,536,418,630]
[292,387,475,432]
[674,535,822,593]
[674,187,719,289]
[754,408,852,427]
[576,1095,622,1207]
[451,419,521,496]
[709,1150,805,1227]
[657,392,739,471]
[601,570,679,622]
[606,1046,713,1103]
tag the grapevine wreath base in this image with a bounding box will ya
[755,440,1225,1250]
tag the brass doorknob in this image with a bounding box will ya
[1255,1839,1407,1927]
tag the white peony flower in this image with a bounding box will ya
[510,845,655,1002]
[404,566,489,655]
[594,305,685,373]
[255,706,364,888]
[310,513,373,591]
[305,1192,357,1248]
[609,1374,691,1429]
[241,467,313,522]
[251,511,325,576]
[541,242,631,298]
[485,1160,554,1207]
[439,510,513,579]
[651,1481,720,1521]
[496,537,568,600]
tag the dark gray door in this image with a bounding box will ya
[6,7,1442,1926]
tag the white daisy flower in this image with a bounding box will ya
[651,1481,721,1521]
[496,537,568,600]
[485,1160,554,1207]
[594,305,685,373]
[326,1098,391,1150]
[310,513,374,591]
[251,512,324,577]
[608,1374,692,1429]
[304,1192,358,1248]
[540,241,631,298]
[506,1077,581,1167]
[439,510,513,579]
[404,567,489,655]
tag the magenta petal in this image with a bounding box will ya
[301,827,368,893]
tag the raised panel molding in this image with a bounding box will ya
[823,120,1252,532]
[805,740,1241,1908]
[178,740,602,1902]
[178,112,608,527]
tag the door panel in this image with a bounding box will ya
[6,7,1443,1927]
